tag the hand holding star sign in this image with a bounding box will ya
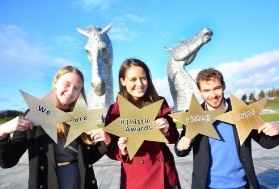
[215,94,267,145]
[0,116,34,140]
[153,117,170,135]
[176,136,192,151]
[87,128,111,147]
[20,89,71,143]
[117,137,128,155]
[104,94,168,160]
[169,94,225,140]
[65,94,106,147]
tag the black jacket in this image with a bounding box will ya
[0,126,108,189]
[174,98,279,189]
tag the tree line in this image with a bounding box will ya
[0,110,24,118]
[241,88,279,102]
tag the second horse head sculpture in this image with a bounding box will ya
[165,28,213,112]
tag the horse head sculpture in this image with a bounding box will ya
[77,23,114,109]
[166,28,213,112]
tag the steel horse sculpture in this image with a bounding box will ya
[165,28,213,112]
[77,23,114,110]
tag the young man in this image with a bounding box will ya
[175,68,279,189]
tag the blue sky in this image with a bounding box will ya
[1,0,279,111]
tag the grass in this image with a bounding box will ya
[0,117,16,124]
[260,113,279,122]
[175,121,183,129]
[97,124,104,128]
[264,100,279,109]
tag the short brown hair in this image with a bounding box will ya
[196,68,225,90]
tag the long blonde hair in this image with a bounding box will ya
[53,66,93,145]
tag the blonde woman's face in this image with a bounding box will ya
[54,72,83,106]
[120,66,148,102]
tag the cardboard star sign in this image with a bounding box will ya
[103,94,168,160]
[20,89,70,143]
[65,94,106,147]
[169,94,225,140]
[215,94,267,145]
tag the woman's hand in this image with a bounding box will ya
[0,116,33,138]
[177,136,192,151]
[118,137,128,156]
[153,117,169,135]
[87,129,111,146]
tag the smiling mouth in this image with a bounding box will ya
[209,97,220,103]
[63,94,72,100]
[137,90,146,94]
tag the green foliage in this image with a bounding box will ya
[0,110,24,118]
[241,94,247,102]
[260,113,279,122]
[175,121,183,129]
[264,101,279,109]
[258,90,266,100]
[0,110,25,124]
[0,117,14,124]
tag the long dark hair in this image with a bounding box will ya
[118,58,160,108]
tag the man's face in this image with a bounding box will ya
[199,78,226,110]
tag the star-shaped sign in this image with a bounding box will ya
[103,94,168,160]
[169,94,225,140]
[20,89,70,143]
[215,94,267,145]
[65,94,106,147]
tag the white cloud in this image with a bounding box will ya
[72,2,150,42]
[152,77,174,106]
[272,76,279,82]
[73,0,117,12]
[188,69,201,81]
[153,50,279,102]
[109,13,148,41]
[52,35,82,49]
[0,25,79,111]
[216,50,279,98]
[217,50,279,79]
[0,98,9,102]
[125,13,148,23]
[109,26,140,41]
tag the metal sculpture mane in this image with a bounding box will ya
[165,28,213,112]
[77,23,114,109]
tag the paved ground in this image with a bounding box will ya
[0,141,278,189]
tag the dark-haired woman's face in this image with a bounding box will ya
[54,72,83,107]
[120,65,148,101]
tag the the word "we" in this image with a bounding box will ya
[38,105,51,116]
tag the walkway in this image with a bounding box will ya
[0,141,278,189]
